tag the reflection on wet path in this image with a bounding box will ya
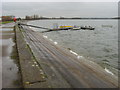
[1,26,22,88]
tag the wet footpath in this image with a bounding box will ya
[0,23,23,88]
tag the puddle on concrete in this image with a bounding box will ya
[1,28,23,88]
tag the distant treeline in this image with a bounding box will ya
[1,15,119,21]
[25,17,120,20]
[24,17,120,20]
[24,15,120,20]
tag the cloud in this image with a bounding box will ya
[2,0,119,2]
[2,2,118,18]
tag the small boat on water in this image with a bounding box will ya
[72,27,81,30]
[72,26,81,30]
[81,26,95,30]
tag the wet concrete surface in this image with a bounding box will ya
[1,23,15,28]
[0,27,2,90]
[1,24,22,88]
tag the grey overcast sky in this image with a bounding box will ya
[2,0,120,2]
[2,2,118,18]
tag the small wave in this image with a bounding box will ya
[49,39,53,41]
[77,55,84,59]
[70,50,78,56]
[54,42,58,45]
[43,35,48,38]
[103,48,112,53]
[104,68,114,75]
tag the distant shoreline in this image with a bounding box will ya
[24,18,119,20]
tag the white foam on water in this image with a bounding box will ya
[54,42,58,45]
[49,39,53,41]
[34,62,37,64]
[29,26,37,31]
[77,55,84,59]
[88,60,93,63]
[32,65,35,67]
[70,50,78,56]
[104,68,114,75]
[36,65,38,67]
[43,35,48,38]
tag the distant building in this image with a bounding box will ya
[25,16,31,20]
[33,15,39,19]
[25,15,39,20]
[2,15,15,21]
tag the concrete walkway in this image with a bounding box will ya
[1,23,23,88]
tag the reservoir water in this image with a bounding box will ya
[28,19,118,76]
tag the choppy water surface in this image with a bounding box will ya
[29,20,118,76]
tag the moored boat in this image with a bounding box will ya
[71,25,80,30]
[81,26,95,30]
